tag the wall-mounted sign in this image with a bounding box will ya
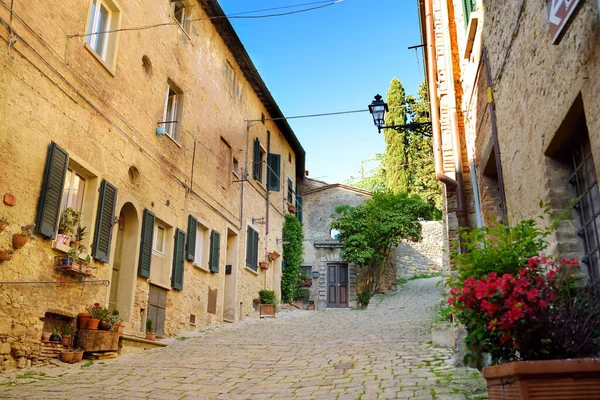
[547,0,583,44]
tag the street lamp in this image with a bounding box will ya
[368,94,432,136]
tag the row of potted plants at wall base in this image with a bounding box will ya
[445,214,600,399]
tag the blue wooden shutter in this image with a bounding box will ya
[209,230,221,273]
[296,195,303,225]
[267,153,281,191]
[92,180,118,263]
[186,215,197,262]
[172,228,185,290]
[252,138,261,180]
[138,209,155,278]
[36,142,69,238]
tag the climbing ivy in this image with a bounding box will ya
[281,214,304,303]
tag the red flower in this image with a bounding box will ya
[526,288,539,301]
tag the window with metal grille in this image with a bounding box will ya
[568,128,600,291]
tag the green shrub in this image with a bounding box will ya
[357,285,371,307]
[281,214,304,303]
[258,290,276,305]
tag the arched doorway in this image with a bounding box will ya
[108,202,139,322]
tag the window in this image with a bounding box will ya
[173,1,186,27]
[61,169,86,214]
[153,224,166,254]
[85,0,120,69]
[223,60,242,100]
[252,138,266,184]
[246,226,259,271]
[287,177,294,204]
[568,129,600,290]
[219,138,232,186]
[267,153,281,191]
[162,84,183,142]
[233,157,239,177]
[194,223,209,267]
[300,265,312,278]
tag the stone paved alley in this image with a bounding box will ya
[0,278,486,399]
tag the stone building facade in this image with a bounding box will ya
[0,0,305,370]
[418,0,600,284]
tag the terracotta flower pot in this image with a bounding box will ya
[0,250,13,261]
[72,350,84,363]
[145,332,157,341]
[60,351,74,363]
[99,320,111,331]
[114,323,124,334]
[41,331,51,342]
[483,358,600,400]
[259,304,275,318]
[259,262,269,270]
[0,221,8,233]
[78,312,91,329]
[307,304,316,310]
[12,234,28,249]
[87,318,100,330]
[61,334,71,346]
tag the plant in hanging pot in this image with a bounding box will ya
[86,303,108,330]
[145,318,156,340]
[259,261,270,270]
[267,251,280,261]
[287,204,296,213]
[0,249,13,262]
[61,324,76,346]
[0,216,8,233]
[448,256,600,399]
[12,224,34,249]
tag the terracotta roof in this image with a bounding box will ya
[197,0,305,179]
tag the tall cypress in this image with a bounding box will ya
[382,78,409,194]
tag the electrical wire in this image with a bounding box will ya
[67,0,344,39]
[227,1,336,16]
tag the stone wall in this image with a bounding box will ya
[0,0,301,370]
[394,221,444,279]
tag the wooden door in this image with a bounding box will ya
[147,285,167,337]
[327,263,349,308]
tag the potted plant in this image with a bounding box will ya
[49,326,62,343]
[78,311,92,329]
[61,324,76,346]
[267,251,280,261]
[41,331,51,342]
[111,309,124,334]
[12,224,34,249]
[0,249,13,262]
[72,348,84,363]
[298,272,312,287]
[60,350,75,363]
[448,256,600,399]
[0,216,8,233]
[259,261,270,270]
[307,301,315,311]
[58,207,81,245]
[73,225,87,248]
[86,303,108,330]
[287,204,296,213]
[258,290,277,318]
[145,318,156,340]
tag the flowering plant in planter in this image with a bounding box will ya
[448,255,600,366]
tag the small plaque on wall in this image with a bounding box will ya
[225,265,232,275]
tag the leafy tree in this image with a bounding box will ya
[281,214,304,303]
[330,191,437,296]
[346,154,385,192]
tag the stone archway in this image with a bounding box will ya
[108,202,139,322]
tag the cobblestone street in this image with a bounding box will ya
[0,278,486,399]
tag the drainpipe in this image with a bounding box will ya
[423,0,458,190]
[438,0,468,228]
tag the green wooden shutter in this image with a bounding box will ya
[253,229,259,271]
[246,226,254,269]
[186,215,197,261]
[462,0,475,28]
[209,230,221,273]
[138,209,155,278]
[252,138,261,180]
[36,142,69,238]
[296,195,303,225]
[92,180,118,263]
[267,153,281,191]
[172,228,185,290]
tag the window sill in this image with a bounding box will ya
[192,263,210,273]
[164,133,182,148]
[152,250,165,257]
[146,279,171,291]
[83,43,116,77]
[244,266,259,276]
[174,18,192,41]
[52,240,89,261]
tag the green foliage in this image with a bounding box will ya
[331,191,437,295]
[382,78,409,194]
[357,285,371,307]
[433,299,453,324]
[146,318,153,333]
[59,207,81,234]
[448,216,552,288]
[258,290,276,305]
[281,214,304,303]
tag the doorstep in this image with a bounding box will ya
[120,334,168,354]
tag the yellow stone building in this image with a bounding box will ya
[418,0,600,282]
[0,0,305,369]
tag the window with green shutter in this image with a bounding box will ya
[252,138,261,180]
[36,142,69,238]
[245,226,259,271]
[92,180,118,263]
[296,195,303,225]
[267,153,281,191]
[209,230,221,273]
[462,0,476,28]
[186,214,197,261]
[138,209,155,278]
[172,228,185,290]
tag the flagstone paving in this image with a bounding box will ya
[0,277,487,399]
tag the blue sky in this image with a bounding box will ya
[219,0,424,184]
